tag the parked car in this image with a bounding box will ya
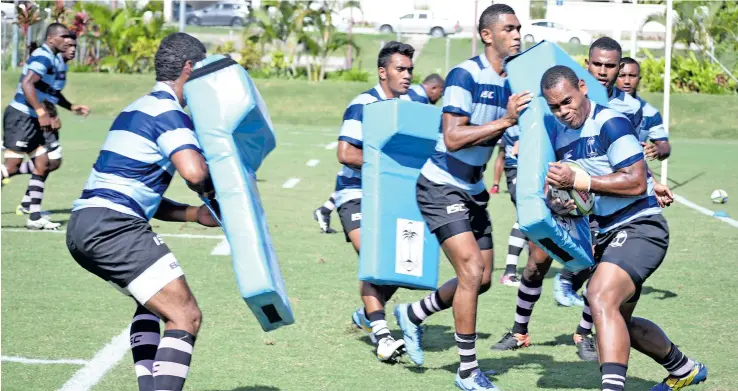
[378,11,461,37]
[1,0,16,21]
[186,1,251,27]
[172,1,194,22]
[523,19,593,45]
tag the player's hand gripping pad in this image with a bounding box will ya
[359,100,441,290]
[505,41,608,272]
[184,55,294,331]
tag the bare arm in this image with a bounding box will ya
[169,148,214,196]
[337,141,362,169]
[443,92,531,152]
[20,72,45,113]
[644,140,670,161]
[154,197,219,227]
[547,159,647,197]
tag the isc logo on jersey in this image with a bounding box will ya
[446,204,466,214]
[480,90,495,99]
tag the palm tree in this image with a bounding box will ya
[644,0,723,52]
[300,3,359,81]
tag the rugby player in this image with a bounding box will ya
[313,74,444,233]
[617,56,671,160]
[542,64,706,391]
[66,33,217,391]
[17,34,89,216]
[393,5,531,389]
[1,23,74,230]
[338,41,419,362]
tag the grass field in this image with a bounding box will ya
[1,71,737,391]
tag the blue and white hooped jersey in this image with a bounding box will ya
[10,44,58,117]
[553,100,661,233]
[46,54,68,105]
[607,87,642,129]
[503,125,520,168]
[408,84,430,104]
[334,84,413,207]
[420,54,511,195]
[635,97,667,143]
[72,83,202,221]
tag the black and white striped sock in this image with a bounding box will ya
[152,329,196,391]
[506,223,526,275]
[512,277,543,334]
[320,192,336,215]
[367,310,391,342]
[408,290,450,325]
[658,343,695,377]
[456,333,478,379]
[576,295,593,336]
[130,305,160,391]
[600,362,627,391]
[28,174,46,221]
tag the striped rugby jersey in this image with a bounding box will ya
[334,84,414,207]
[72,83,202,220]
[502,125,519,168]
[46,53,68,105]
[635,97,668,143]
[408,84,430,104]
[607,86,643,129]
[420,54,512,195]
[553,100,661,233]
[9,44,58,117]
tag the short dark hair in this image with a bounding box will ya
[423,73,444,85]
[589,36,622,59]
[155,33,207,82]
[541,65,580,92]
[377,41,414,68]
[45,23,68,39]
[478,4,516,36]
[621,56,639,70]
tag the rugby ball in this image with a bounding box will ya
[711,189,728,204]
[549,160,595,217]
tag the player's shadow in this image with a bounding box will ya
[537,333,576,347]
[649,168,705,191]
[439,353,655,390]
[350,324,491,353]
[208,386,280,391]
[641,286,678,300]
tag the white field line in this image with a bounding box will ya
[58,327,130,391]
[325,141,338,150]
[210,238,231,256]
[282,178,301,188]
[1,356,87,365]
[306,159,320,167]
[673,193,738,228]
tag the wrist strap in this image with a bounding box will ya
[35,108,46,117]
[573,170,591,192]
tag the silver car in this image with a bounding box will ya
[186,2,250,27]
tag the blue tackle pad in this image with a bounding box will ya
[359,100,441,290]
[505,41,608,272]
[184,55,294,331]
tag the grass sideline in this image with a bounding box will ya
[1,73,737,391]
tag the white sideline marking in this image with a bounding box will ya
[211,238,231,256]
[673,193,738,228]
[1,228,224,239]
[306,159,320,167]
[58,327,130,391]
[325,141,338,150]
[282,178,301,188]
[2,356,87,365]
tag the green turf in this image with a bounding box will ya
[2,73,737,391]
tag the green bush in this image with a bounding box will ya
[325,67,370,82]
[639,50,736,94]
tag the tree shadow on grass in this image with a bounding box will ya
[438,353,655,390]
